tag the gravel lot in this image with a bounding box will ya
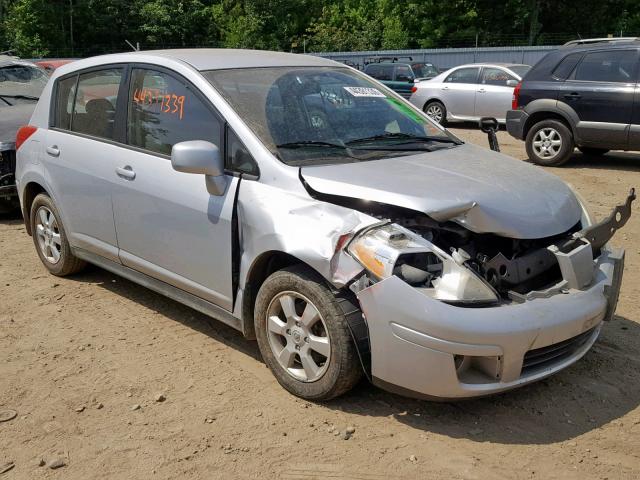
[1,127,639,479]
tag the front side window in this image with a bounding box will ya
[0,63,48,106]
[127,68,221,156]
[204,66,459,167]
[411,63,439,78]
[71,69,122,139]
[480,68,516,86]
[574,50,637,83]
[445,67,480,84]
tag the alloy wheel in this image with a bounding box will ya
[426,104,443,123]
[532,127,562,159]
[266,291,331,382]
[35,206,62,264]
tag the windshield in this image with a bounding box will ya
[0,63,48,106]
[411,63,439,78]
[508,65,531,79]
[204,66,460,166]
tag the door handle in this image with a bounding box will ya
[116,165,136,180]
[477,88,486,93]
[564,92,582,100]
[441,86,449,90]
[46,146,60,157]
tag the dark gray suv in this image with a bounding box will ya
[507,38,640,166]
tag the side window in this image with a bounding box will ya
[395,65,414,82]
[552,53,583,80]
[377,65,393,81]
[226,127,259,176]
[127,68,222,156]
[70,69,122,139]
[445,68,480,84]
[574,50,637,83]
[366,65,382,79]
[480,67,515,86]
[54,76,77,130]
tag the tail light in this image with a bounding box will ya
[16,125,38,150]
[410,86,418,94]
[511,82,522,110]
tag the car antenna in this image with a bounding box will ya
[125,40,140,52]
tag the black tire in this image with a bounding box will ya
[254,265,362,401]
[423,100,447,125]
[579,147,609,156]
[29,193,86,276]
[525,119,574,166]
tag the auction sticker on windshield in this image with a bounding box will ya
[343,86,386,98]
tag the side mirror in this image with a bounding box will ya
[171,140,227,196]
[506,79,518,87]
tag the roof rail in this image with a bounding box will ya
[564,37,639,46]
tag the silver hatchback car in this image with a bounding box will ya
[15,49,632,401]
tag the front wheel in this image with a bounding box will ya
[254,265,362,400]
[525,119,574,166]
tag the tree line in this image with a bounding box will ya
[1,0,639,58]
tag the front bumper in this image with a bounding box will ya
[506,109,529,140]
[356,247,624,400]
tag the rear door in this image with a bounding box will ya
[44,67,125,262]
[110,66,239,310]
[559,49,638,148]
[440,67,480,119]
[475,67,517,121]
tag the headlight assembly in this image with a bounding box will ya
[347,223,499,304]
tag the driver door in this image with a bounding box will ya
[111,67,238,310]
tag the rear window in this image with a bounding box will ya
[573,50,637,83]
[552,53,583,80]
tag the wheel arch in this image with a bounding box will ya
[522,100,579,140]
[21,181,48,236]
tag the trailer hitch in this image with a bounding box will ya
[479,117,500,152]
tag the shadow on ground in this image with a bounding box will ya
[62,263,640,447]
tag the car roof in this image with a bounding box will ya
[130,48,338,71]
[455,63,529,68]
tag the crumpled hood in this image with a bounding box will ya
[0,103,36,145]
[300,143,581,239]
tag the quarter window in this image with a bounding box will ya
[445,67,480,84]
[226,127,258,176]
[71,69,123,139]
[127,68,222,156]
[552,53,583,80]
[573,50,637,83]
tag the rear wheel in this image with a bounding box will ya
[424,100,446,125]
[254,265,362,400]
[579,147,609,156]
[525,119,574,166]
[30,193,86,276]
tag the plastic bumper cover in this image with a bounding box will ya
[356,247,624,400]
[506,109,528,140]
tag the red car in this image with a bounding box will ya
[35,59,75,73]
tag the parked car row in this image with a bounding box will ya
[12,48,631,402]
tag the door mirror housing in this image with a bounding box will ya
[171,140,227,196]
[506,79,519,87]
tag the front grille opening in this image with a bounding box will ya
[521,327,596,375]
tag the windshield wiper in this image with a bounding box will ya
[276,140,347,149]
[0,94,39,101]
[346,132,459,145]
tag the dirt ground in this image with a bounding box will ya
[1,127,640,480]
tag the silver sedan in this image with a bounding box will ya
[409,63,530,124]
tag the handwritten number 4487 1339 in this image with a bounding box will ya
[133,88,185,120]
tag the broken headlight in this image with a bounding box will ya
[347,223,499,304]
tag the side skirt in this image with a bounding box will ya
[72,247,243,333]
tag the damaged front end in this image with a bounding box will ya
[343,189,635,310]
